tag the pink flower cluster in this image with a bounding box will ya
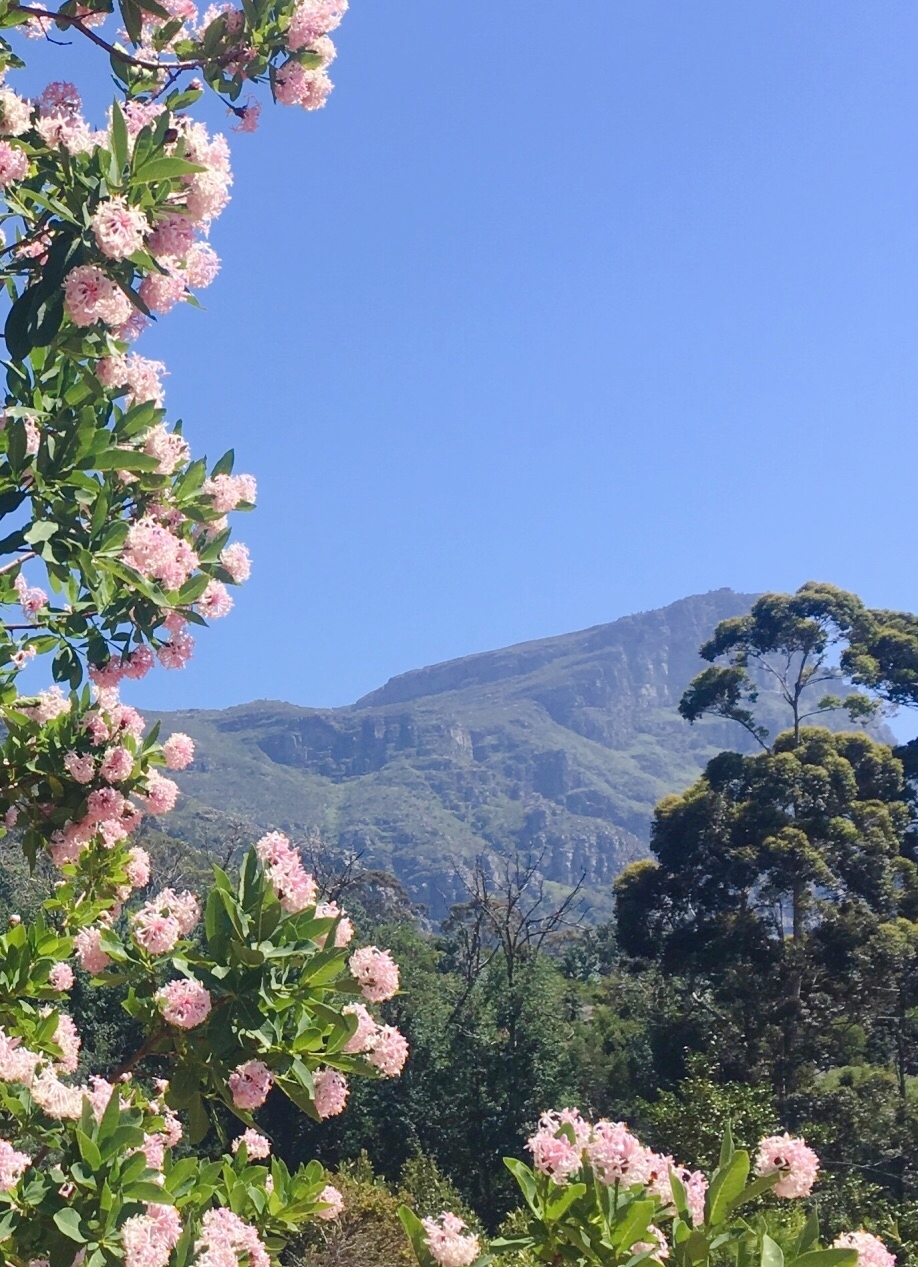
[525,1111,707,1222]
[91,197,147,260]
[163,732,195,769]
[314,900,354,949]
[313,1067,348,1119]
[122,516,199,590]
[348,945,399,1002]
[231,1128,271,1159]
[316,1184,344,1221]
[341,1004,408,1076]
[74,926,111,974]
[122,1203,183,1267]
[421,1212,481,1267]
[52,1013,81,1074]
[833,1233,896,1267]
[97,353,168,409]
[254,831,317,912]
[202,472,257,512]
[132,888,200,954]
[0,1139,30,1192]
[228,1058,273,1110]
[754,1133,819,1199]
[192,1207,270,1267]
[14,572,47,616]
[49,961,74,992]
[156,978,212,1029]
[63,264,133,328]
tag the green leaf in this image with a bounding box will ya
[705,1149,750,1226]
[796,1208,820,1256]
[718,1122,735,1169]
[76,1129,102,1170]
[791,1252,858,1267]
[110,100,129,173]
[503,1157,541,1217]
[90,449,162,472]
[53,1208,87,1242]
[132,156,205,184]
[613,1197,656,1251]
[762,1235,785,1267]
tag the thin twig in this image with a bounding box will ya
[0,552,35,576]
[12,5,204,71]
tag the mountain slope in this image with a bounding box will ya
[150,589,887,918]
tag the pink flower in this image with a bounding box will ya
[754,1133,819,1199]
[231,1128,271,1158]
[342,1003,378,1054]
[632,1226,669,1262]
[286,0,347,50]
[122,1202,183,1267]
[228,1058,273,1110]
[0,1139,30,1192]
[124,646,155,679]
[91,197,147,260]
[100,746,134,783]
[586,1120,651,1188]
[63,264,132,327]
[141,771,180,816]
[421,1212,481,1267]
[64,752,96,784]
[144,425,189,475]
[49,962,74,991]
[126,847,151,889]
[139,269,186,314]
[74,927,111,974]
[255,832,317,913]
[274,62,333,110]
[14,573,47,616]
[185,241,220,288]
[0,139,28,186]
[192,1208,270,1267]
[132,908,182,955]
[314,901,354,948]
[526,1111,586,1184]
[86,787,126,824]
[99,353,168,409]
[53,1013,81,1073]
[232,102,261,133]
[0,88,32,136]
[316,1184,344,1221]
[163,733,195,769]
[349,946,399,1002]
[148,214,196,262]
[184,169,231,222]
[313,1068,348,1119]
[122,517,199,589]
[133,888,200,953]
[833,1234,896,1267]
[197,579,233,619]
[29,1069,84,1119]
[220,542,251,583]
[203,472,257,512]
[156,978,211,1029]
[366,1025,408,1077]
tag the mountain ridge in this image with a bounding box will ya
[150,588,888,918]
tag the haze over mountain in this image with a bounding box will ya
[150,589,889,918]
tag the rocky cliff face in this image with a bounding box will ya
[150,589,889,918]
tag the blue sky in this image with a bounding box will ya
[17,2,918,712]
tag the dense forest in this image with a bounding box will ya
[7,582,918,1266]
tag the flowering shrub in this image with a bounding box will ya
[0,0,422,1261]
[400,1117,893,1267]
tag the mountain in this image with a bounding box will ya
[149,589,890,919]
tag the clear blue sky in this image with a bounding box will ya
[17,2,918,711]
